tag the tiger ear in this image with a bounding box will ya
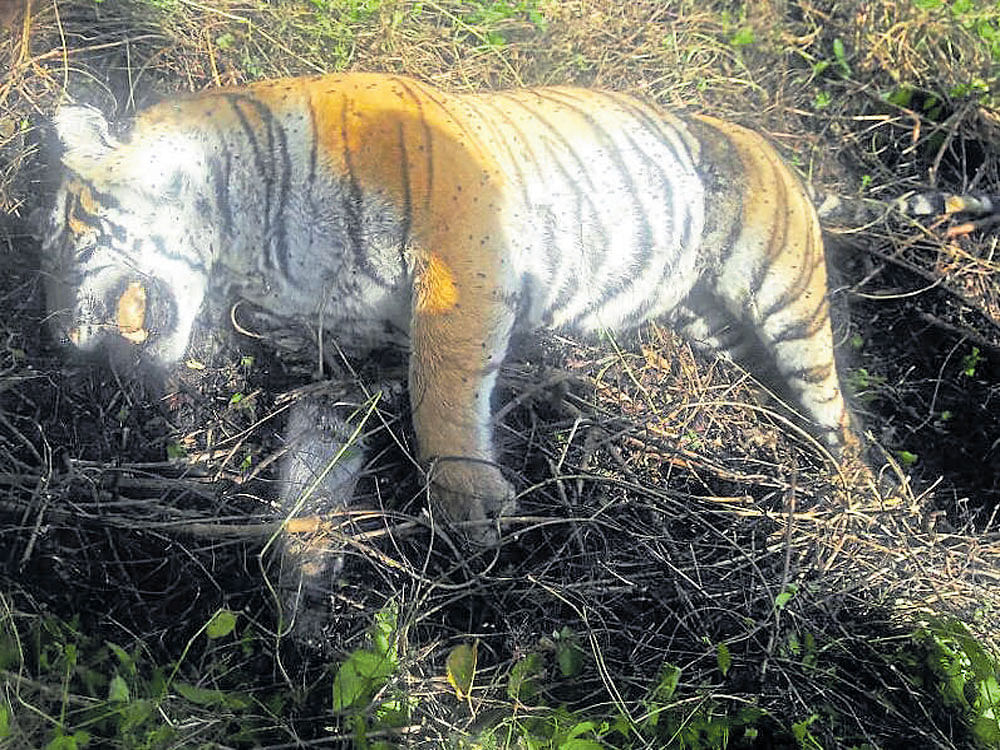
[53,105,120,173]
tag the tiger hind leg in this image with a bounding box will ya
[673,286,854,453]
[710,269,858,458]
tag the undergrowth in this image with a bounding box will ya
[1,0,999,748]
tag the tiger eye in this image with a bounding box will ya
[116,281,149,344]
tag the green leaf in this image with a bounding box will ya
[896,450,918,467]
[107,642,136,676]
[717,642,732,677]
[832,37,850,75]
[791,714,821,748]
[775,586,797,610]
[508,653,544,701]
[44,730,91,750]
[108,674,129,703]
[166,442,187,460]
[333,649,395,711]
[730,27,755,46]
[445,642,478,699]
[962,346,982,377]
[206,610,237,639]
[556,627,585,678]
[652,663,681,702]
[559,740,605,750]
[371,600,399,661]
[886,87,913,108]
[566,720,598,739]
[229,392,244,405]
[175,682,250,709]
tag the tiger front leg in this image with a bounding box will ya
[408,252,518,545]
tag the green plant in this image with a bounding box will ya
[477,639,772,749]
[897,617,1000,747]
[332,600,413,748]
[846,368,886,403]
[962,346,983,377]
[0,606,284,748]
[457,0,547,47]
[919,0,1000,61]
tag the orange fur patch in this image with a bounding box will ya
[116,281,149,343]
[416,252,458,313]
[77,184,98,214]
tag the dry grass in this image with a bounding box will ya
[1,0,999,747]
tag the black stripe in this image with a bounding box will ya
[225,95,272,270]
[240,95,292,280]
[61,193,77,238]
[391,77,435,214]
[496,91,600,192]
[306,97,320,188]
[579,89,690,174]
[615,122,695,304]
[396,121,413,269]
[530,90,652,241]
[768,297,829,345]
[712,197,746,266]
[413,81,486,158]
[76,236,208,284]
[337,94,394,290]
[744,161,790,298]
[786,360,834,385]
[339,94,368,276]
[759,257,819,323]
[71,179,122,214]
[528,92,656,252]
[525,90,665,327]
[68,198,101,233]
[758,193,820,324]
[148,234,209,276]
[615,292,662,330]
[208,151,233,234]
[62,191,76,233]
[545,192,588,318]
[565,278,629,329]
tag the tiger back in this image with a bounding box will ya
[42,73,857,542]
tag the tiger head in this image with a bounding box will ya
[42,104,218,363]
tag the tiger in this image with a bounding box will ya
[42,72,863,544]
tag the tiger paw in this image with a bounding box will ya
[428,459,517,545]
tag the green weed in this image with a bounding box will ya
[895,617,1000,748]
[456,0,547,48]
